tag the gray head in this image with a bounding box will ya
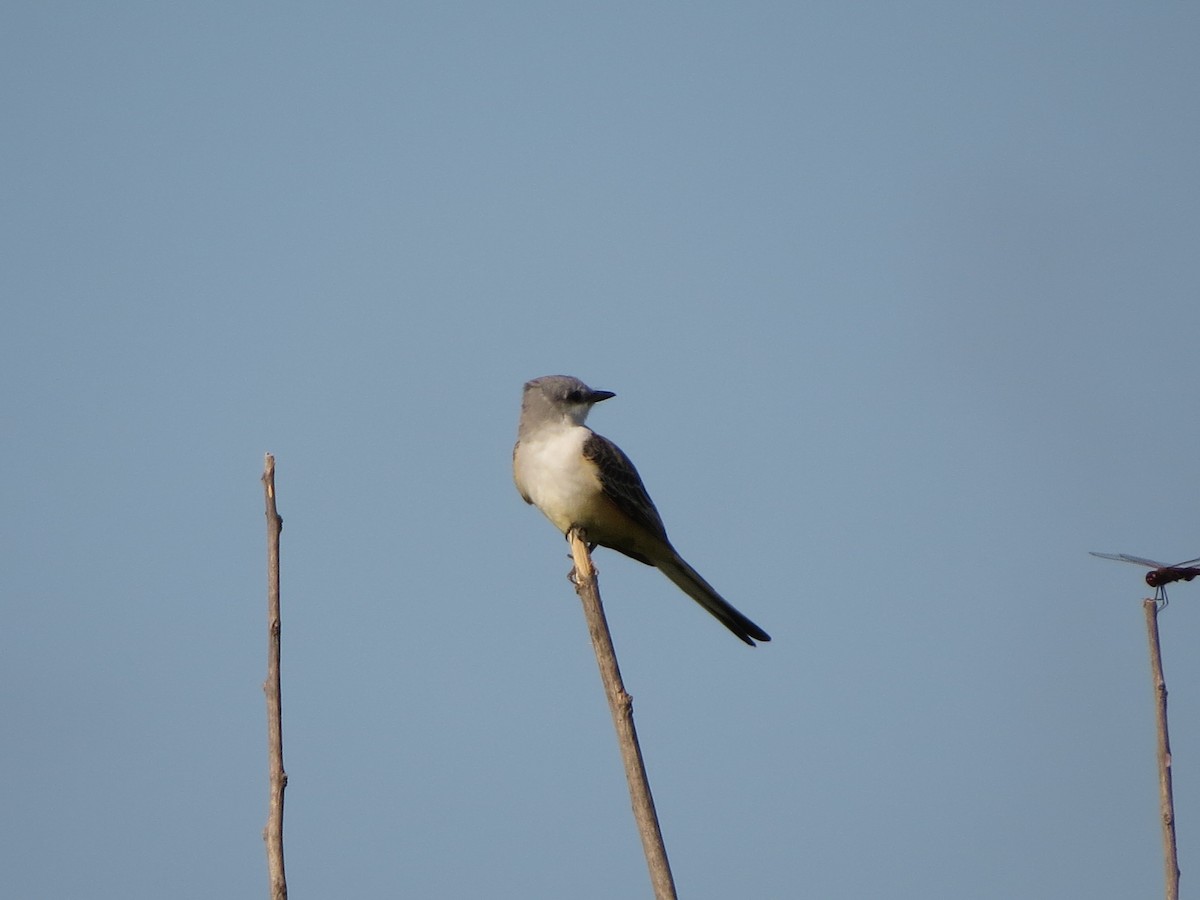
[520,375,615,432]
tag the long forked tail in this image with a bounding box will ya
[657,553,771,646]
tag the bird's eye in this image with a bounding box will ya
[566,390,583,403]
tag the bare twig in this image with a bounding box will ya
[1143,598,1179,900]
[567,528,677,900]
[262,454,288,900]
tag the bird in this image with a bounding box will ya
[513,375,771,646]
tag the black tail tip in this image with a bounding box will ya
[739,628,771,647]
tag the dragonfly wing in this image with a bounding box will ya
[1089,552,1166,568]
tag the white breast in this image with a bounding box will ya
[514,425,599,535]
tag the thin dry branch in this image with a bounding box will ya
[568,529,677,900]
[1143,598,1179,900]
[262,454,288,900]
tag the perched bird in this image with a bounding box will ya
[513,375,771,646]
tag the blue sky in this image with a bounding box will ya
[3,3,1199,897]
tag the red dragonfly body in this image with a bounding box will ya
[1090,552,1200,589]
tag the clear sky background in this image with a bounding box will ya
[3,4,1199,898]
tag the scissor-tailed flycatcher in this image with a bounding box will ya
[513,375,771,646]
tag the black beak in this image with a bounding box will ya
[590,390,616,403]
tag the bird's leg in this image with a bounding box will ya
[566,527,580,584]
[566,526,594,585]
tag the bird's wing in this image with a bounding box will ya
[582,431,670,543]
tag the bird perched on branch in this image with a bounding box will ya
[513,375,771,646]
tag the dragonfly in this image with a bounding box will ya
[1090,551,1200,603]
